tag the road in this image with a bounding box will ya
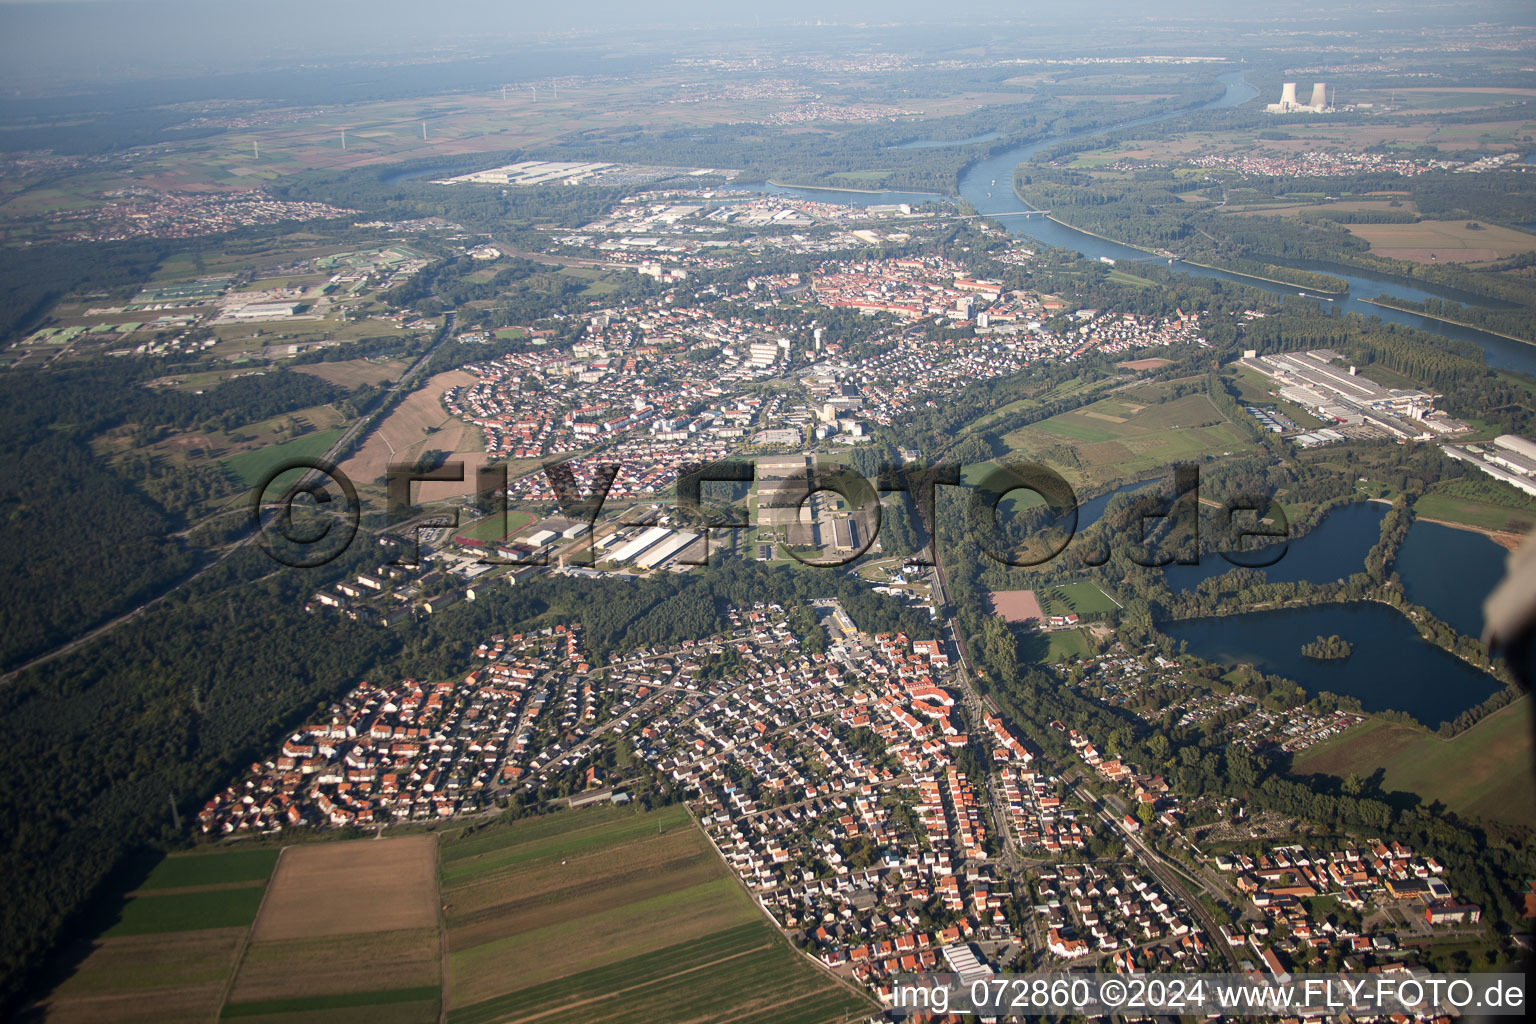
[2,310,459,685]
[920,526,1238,968]
[1069,776,1242,971]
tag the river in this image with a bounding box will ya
[768,71,1536,375]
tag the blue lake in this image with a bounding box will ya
[1393,519,1508,639]
[1163,603,1499,726]
[1153,501,1389,591]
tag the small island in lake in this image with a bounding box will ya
[1301,634,1353,660]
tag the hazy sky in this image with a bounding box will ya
[0,0,1529,92]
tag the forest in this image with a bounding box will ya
[0,528,936,1012]
[0,359,351,671]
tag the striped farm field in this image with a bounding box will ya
[220,835,443,1020]
[441,804,872,1023]
[29,844,281,1022]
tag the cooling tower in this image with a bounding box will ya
[1309,83,1327,109]
[1280,82,1298,108]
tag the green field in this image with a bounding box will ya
[1413,492,1536,534]
[222,428,345,490]
[1039,581,1120,617]
[221,986,441,1019]
[447,921,865,1024]
[456,509,539,546]
[1292,699,1536,830]
[440,803,872,1023]
[1003,389,1257,490]
[1043,628,1092,662]
[138,849,280,891]
[104,886,268,937]
[36,844,281,1022]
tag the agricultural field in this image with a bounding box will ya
[338,369,480,498]
[223,428,344,490]
[137,848,280,891]
[1002,386,1257,491]
[222,836,442,1021]
[1292,699,1536,830]
[1340,219,1536,264]
[248,836,438,942]
[440,803,871,1024]
[30,848,279,1023]
[291,358,409,388]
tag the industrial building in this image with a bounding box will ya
[1266,81,1333,114]
[1444,435,1536,498]
[222,300,302,320]
[633,531,699,570]
[607,525,672,566]
[1240,349,1467,442]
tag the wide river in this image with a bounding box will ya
[768,71,1536,375]
[754,79,1530,721]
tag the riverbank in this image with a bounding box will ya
[1177,258,1348,297]
[1366,496,1525,550]
[1358,297,1536,348]
[1009,180,1351,295]
[763,178,953,199]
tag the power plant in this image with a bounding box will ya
[1266,81,1333,113]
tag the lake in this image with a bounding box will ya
[1163,602,1500,726]
[1393,520,1508,639]
[1154,501,1389,591]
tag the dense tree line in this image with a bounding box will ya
[0,539,942,1011]
[0,359,349,670]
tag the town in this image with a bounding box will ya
[203,601,1489,1007]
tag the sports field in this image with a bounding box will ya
[1039,581,1120,617]
[440,803,871,1024]
[1043,628,1092,663]
[987,589,1044,624]
[458,509,539,545]
[1003,388,1257,490]
[1292,699,1536,830]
